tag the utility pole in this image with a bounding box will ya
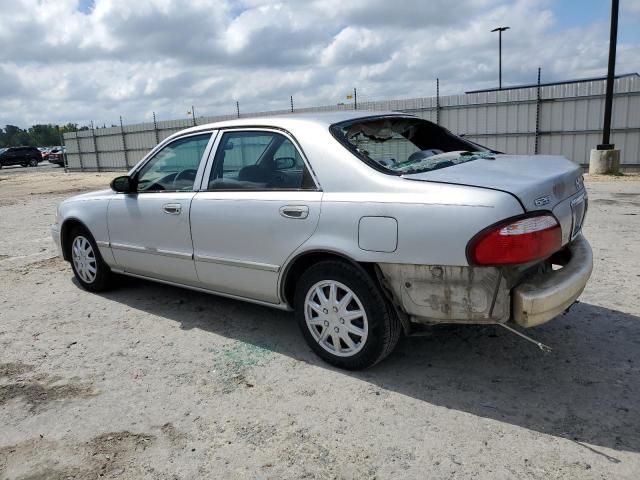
[601,0,619,149]
[589,0,620,174]
[354,88,358,110]
[491,26,510,89]
[191,105,196,126]
[236,101,240,118]
[290,95,294,113]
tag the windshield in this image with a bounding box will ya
[331,116,493,175]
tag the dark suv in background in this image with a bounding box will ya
[0,147,42,168]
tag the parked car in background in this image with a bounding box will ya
[0,146,42,168]
[51,112,592,369]
[42,146,64,162]
[48,147,66,166]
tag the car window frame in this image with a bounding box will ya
[124,130,219,194]
[198,127,321,192]
[329,115,492,176]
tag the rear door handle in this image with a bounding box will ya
[163,203,182,215]
[280,205,309,219]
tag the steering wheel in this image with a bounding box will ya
[172,169,197,190]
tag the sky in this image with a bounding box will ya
[1,0,639,128]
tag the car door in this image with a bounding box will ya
[107,131,215,284]
[190,129,322,304]
[4,148,18,165]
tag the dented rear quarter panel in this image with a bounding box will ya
[294,178,525,267]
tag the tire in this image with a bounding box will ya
[21,163,28,167]
[68,226,113,292]
[28,158,38,167]
[295,260,401,370]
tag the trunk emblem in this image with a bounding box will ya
[534,195,550,207]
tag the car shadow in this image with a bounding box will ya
[92,275,640,457]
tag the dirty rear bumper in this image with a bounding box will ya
[512,235,592,328]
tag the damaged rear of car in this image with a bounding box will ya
[331,115,592,334]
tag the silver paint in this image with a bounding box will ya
[53,112,592,328]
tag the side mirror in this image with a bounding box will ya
[274,157,296,170]
[110,175,134,193]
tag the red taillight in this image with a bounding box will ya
[468,214,562,265]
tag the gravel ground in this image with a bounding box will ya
[1,170,639,479]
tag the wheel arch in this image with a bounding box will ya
[280,249,378,308]
[60,217,92,261]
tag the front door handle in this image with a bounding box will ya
[163,203,182,215]
[280,205,309,219]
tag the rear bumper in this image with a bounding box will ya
[512,235,592,328]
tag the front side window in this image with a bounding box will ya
[331,117,493,175]
[136,133,211,192]
[208,131,315,190]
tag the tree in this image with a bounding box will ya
[0,123,91,148]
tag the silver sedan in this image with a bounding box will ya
[52,112,592,369]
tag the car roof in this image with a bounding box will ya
[174,110,416,137]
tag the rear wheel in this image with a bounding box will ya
[28,158,38,167]
[295,260,401,370]
[68,226,113,292]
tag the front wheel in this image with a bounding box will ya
[68,227,113,292]
[295,261,401,370]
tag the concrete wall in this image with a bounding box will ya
[63,74,640,171]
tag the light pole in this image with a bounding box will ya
[601,0,619,149]
[491,26,510,89]
[589,0,620,174]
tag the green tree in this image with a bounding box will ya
[0,123,91,148]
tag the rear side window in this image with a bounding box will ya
[207,131,315,190]
[331,117,493,175]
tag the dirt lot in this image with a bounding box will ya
[1,168,639,479]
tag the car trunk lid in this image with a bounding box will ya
[402,154,584,212]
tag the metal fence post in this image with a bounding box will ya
[436,78,441,125]
[57,127,68,173]
[75,130,84,171]
[120,116,130,169]
[534,67,541,154]
[91,121,101,171]
[152,112,160,145]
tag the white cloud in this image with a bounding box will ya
[0,0,638,128]
[624,0,640,14]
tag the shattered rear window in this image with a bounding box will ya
[331,116,493,175]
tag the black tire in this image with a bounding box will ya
[68,226,114,292]
[28,158,38,167]
[294,260,401,370]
